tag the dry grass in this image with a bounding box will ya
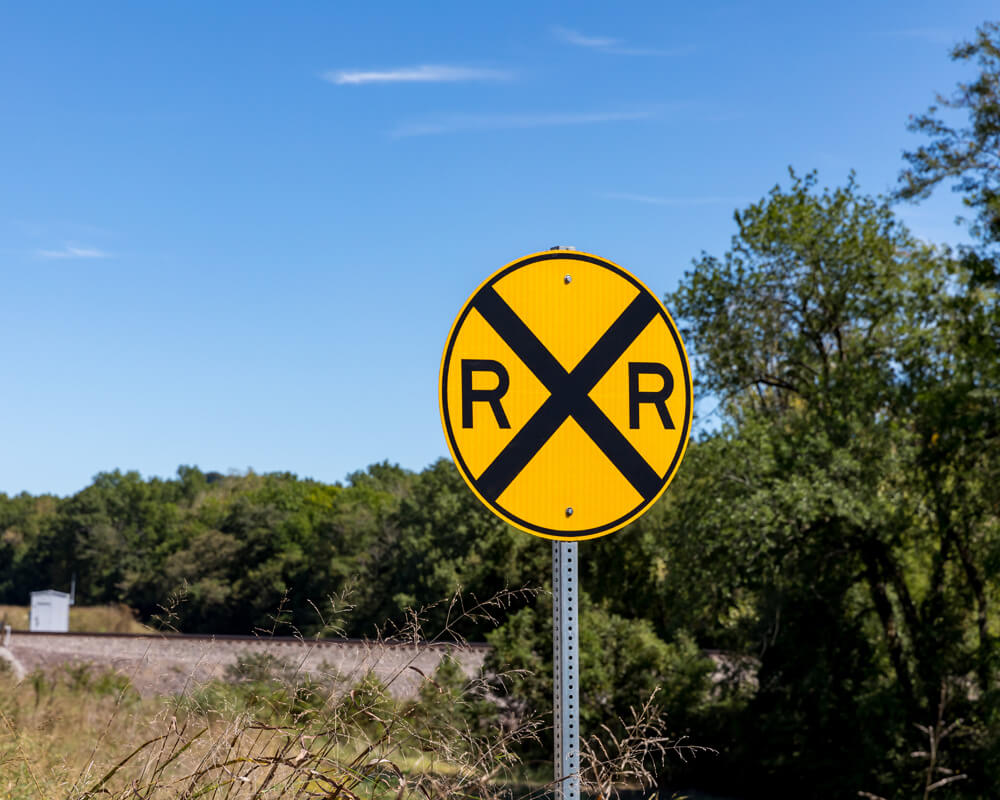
[0,669,530,800]
[0,590,544,799]
[0,604,151,634]
[0,668,153,798]
[0,589,703,800]
[580,689,716,798]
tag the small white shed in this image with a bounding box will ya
[30,590,71,632]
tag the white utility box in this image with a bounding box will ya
[29,590,71,632]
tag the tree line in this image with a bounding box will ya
[2,21,999,799]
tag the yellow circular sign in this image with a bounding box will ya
[439,250,692,540]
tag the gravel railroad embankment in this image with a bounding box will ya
[5,631,488,697]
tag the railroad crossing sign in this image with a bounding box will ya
[439,249,692,540]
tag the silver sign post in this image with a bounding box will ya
[552,540,580,800]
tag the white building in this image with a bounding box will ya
[29,590,71,632]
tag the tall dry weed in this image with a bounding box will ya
[1,587,705,799]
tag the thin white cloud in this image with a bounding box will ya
[553,26,621,49]
[324,65,512,86]
[552,26,691,56]
[601,192,740,207]
[36,244,109,259]
[391,109,656,138]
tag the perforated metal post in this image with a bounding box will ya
[552,540,580,800]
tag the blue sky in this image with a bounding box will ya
[0,1,993,496]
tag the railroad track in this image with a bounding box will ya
[2,629,490,698]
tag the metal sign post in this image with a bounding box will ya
[553,540,580,800]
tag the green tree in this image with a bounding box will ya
[898,21,1000,245]
[360,459,548,640]
[666,171,998,796]
[487,591,713,747]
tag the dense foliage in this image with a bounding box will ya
[2,20,999,799]
[898,21,1000,245]
[0,460,549,640]
[664,170,999,797]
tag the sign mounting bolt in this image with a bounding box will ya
[564,275,572,284]
[565,507,574,516]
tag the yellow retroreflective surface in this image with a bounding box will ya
[439,250,693,540]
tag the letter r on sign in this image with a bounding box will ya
[628,362,675,429]
[462,359,511,429]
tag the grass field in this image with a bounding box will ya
[0,656,702,800]
[0,596,695,799]
[0,648,546,800]
[0,604,151,634]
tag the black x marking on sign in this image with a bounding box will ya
[470,285,664,504]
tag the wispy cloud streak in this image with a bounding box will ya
[325,65,512,86]
[391,109,655,138]
[554,27,620,49]
[552,26,691,56]
[37,244,109,259]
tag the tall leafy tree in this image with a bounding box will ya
[898,21,1000,245]
[895,26,1000,790]
[666,171,998,796]
[362,458,548,640]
